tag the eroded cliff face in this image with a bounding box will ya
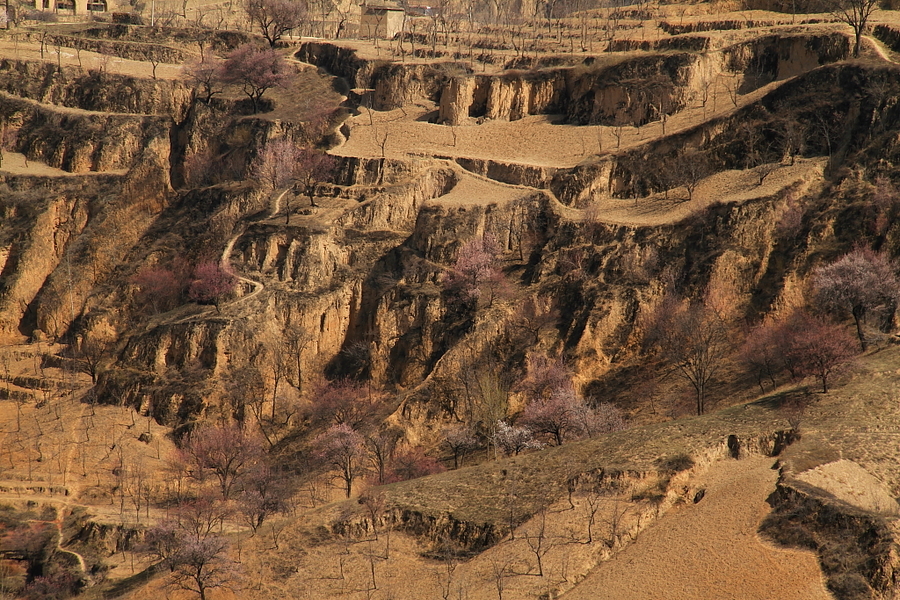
[297,32,849,129]
[0,98,173,174]
[0,28,888,448]
[78,59,897,438]
[0,58,193,118]
[762,467,900,600]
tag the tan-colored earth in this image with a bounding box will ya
[793,459,900,516]
[4,7,900,600]
[563,457,832,600]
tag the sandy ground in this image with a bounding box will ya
[336,66,791,171]
[573,157,826,226]
[431,170,531,207]
[562,456,833,600]
[794,460,900,515]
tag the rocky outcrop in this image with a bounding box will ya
[606,36,711,53]
[52,23,250,54]
[722,33,849,86]
[0,113,173,339]
[873,24,900,53]
[371,62,466,111]
[15,31,193,64]
[333,507,502,554]
[92,159,458,421]
[450,157,555,188]
[437,33,848,127]
[0,96,174,173]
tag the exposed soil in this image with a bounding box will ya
[563,457,832,600]
[4,7,900,600]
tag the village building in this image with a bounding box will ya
[360,2,404,39]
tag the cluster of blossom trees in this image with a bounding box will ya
[436,234,627,457]
[131,260,237,314]
[739,246,899,395]
[251,137,337,222]
[441,234,512,314]
[488,353,627,455]
[145,425,293,598]
[641,246,899,414]
[308,380,445,497]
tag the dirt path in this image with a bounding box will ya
[863,34,899,64]
[561,456,833,600]
[215,188,296,306]
[430,170,531,207]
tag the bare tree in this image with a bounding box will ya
[181,425,265,499]
[237,462,295,532]
[523,506,553,576]
[283,323,311,390]
[581,489,603,544]
[827,0,878,57]
[359,490,386,540]
[365,427,402,484]
[490,558,511,600]
[244,0,307,47]
[184,57,224,103]
[75,336,112,384]
[314,423,367,497]
[675,150,711,202]
[644,290,731,415]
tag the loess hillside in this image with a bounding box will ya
[1,3,900,600]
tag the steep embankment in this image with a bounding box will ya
[299,31,848,127]
[87,54,900,433]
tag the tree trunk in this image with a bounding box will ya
[271,377,278,420]
[696,385,705,416]
[852,305,867,351]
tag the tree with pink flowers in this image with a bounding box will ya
[314,423,367,498]
[188,262,237,309]
[442,233,509,310]
[219,44,289,112]
[813,247,900,350]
